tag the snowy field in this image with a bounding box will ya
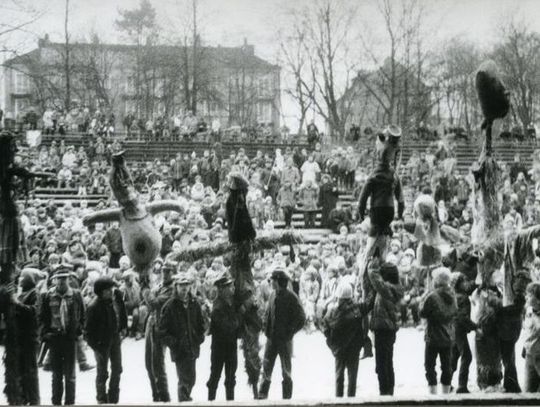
[0,327,528,404]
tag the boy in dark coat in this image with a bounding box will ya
[367,259,403,396]
[39,266,85,406]
[159,273,206,402]
[496,269,531,393]
[144,261,175,402]
[323,281,369,397]
[259,267,306,399]
[207,272,241,401]
[11,269,41,405]
[451,272,477,393]
[420,267,457,394]
[85,276,127,404]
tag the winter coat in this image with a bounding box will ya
[103,228,123,254]
[85,290,128,351]
[319,182,339,210]
[497,293,526,343]
[39,287,85,341]
[265,288,306,343]
[209,296,241,348]
[367,267,403,332]
[419,286,457,347]
[278,187,296,208]
[323,299,368,358]
[358,165,404,217]
[299,185,319,211]
[15,288,39,346]
[159,294,206,361]
[146,280,175,321]
[455,291,477,335]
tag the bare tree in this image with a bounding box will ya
[493,18,540,130]
[115,0,159,118]
[438,38,482,133]
[278,21,315,135]
[284,0,358,140]
[357,0,432,130]
[0,0,43,56]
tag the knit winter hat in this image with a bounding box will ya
[432,267,452,288]
[336,281,353,299]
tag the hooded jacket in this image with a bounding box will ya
[368,266,404,332]
[323,299,368,358]
[420,286,457,347]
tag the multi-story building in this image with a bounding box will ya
[3,35,280,128]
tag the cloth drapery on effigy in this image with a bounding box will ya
[471,288,503,390]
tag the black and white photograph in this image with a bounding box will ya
[1,0,540,405]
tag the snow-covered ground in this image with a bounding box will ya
[0,327,528,404]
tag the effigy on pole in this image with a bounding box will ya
[0,131,52,404]
[356,125,405,302]
[82,151,185,285]
[468,61,508,390]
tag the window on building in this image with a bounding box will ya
[14,99,29,116]
[258,76,271,96]
[125,99,137,115]
[257,101,272,123]
[125,76,136,94]
[15,71,31,94]
[104,75,112,90]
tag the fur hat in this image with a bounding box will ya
[380,262,399,285]
[94,276,116,296]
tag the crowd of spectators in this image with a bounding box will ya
[7,122,540,403]
[16,127,540,345]
[1,106,290,144]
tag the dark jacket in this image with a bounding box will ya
[15,288,39,346]
[496,294,525,343]
[85,290,128,352]
[209,296,241,348]
[455,283,477,335]
[159,294,206,361]
[420,286,457,347]
[368,267,404,332]
[265,288,306,342]
[102,228,123,254]
[39,287,85,341]
[323,299,368,358]
[358,165,404,219]
[147,280,174,321]
[319,182,339,209]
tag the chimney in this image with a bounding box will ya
[38,33,50,48]
[242,38,254,56]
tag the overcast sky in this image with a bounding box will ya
[6,0,540,61]
[3,0,540,127]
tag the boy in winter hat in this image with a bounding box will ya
[420,267,457,395]
[323,280,369,397]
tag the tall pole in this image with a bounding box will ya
[64,0,71,111]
